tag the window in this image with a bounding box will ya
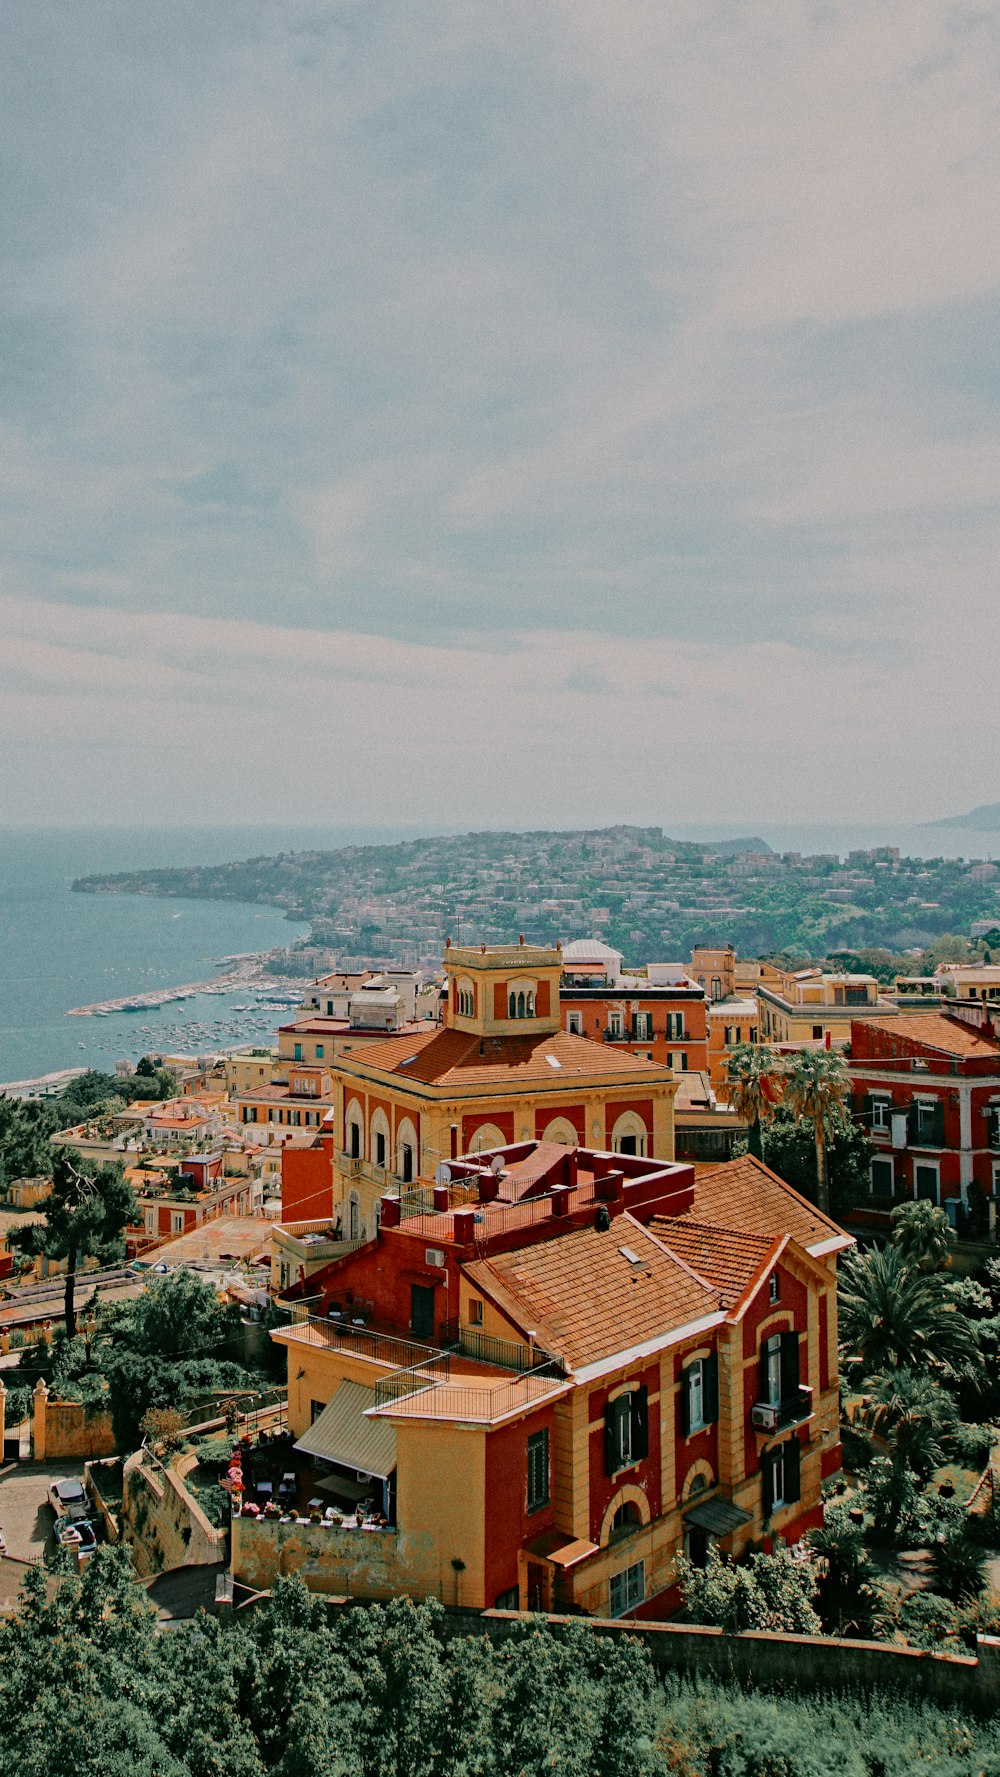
[495,1586,519,1610]
[294,1043,303,1061]
[469,1297,484,1326]
[170,1211,184,1234]
[989,1106,1000,1151]
[681,1355,718,1436]
[400,1143,414,1184]
[310,1399,326,1423]
[762,1332,799,1408]
[631,1011,653,1040]
[609,1014,622,1038]
[912,1099,944,1147]
[762,1438,801,1515]
[315,1044,324,1059]
[914,1162,940,1204]
[871,1156,894,1196]
[567,1012,582,1034]
[769,1273,780,1305]
[605,1388,649,1473]
[711,978,723,1001]
[349,1121,361,1159]
[145,1208,156,1234]
[812,1025,824,1041]
[375,1130,386,1168]
[609,1559,645,1617]
[666,1012,685,1041]
[610,1501,641,1542]
[326,1000,334,1015]
[527,1429,550,1512]
[870,1095,891,1132]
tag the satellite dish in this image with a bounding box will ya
[435,1162,452,1186]
[490,1154,505,1176]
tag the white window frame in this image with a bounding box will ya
[170,1211,185,1235]
[770,1445,788,1510]
[609,1559,645,1618]
[871,1095,891,1133]
[687,1360,706,1434]
[567,1012,582,1035]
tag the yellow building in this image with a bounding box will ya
[757,969,897,1048]
[323,941,678,1240]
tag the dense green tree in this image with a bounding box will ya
[725,1042,781,1160]
[678,1544,821,1634]
[890,1200,955,1273]
[782,1049,850,1219]
[753,1102,872,1219]
[7,1149,136,1338]
[806,1501,880,1636]
[838,1244,980,1378]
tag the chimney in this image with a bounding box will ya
[478,1172,499,1204]
[453,1210,476,1244]
[380,1195,401,1228]
[433,1184,450,1212]
[551,1185,571,1217]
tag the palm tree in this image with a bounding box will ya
[782,1047,849,1217]
[859,1366,957,1477]
[725,1042,782,1160]
[838,1243,980,1379]
[889,1199,955,1273]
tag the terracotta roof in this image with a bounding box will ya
[343,1026,667,1088]
[853,1014,1000,1059]
[685,1154,849,1254]
[465,1213,720,1371]
[652,1220,776,1299]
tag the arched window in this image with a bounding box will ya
[517,992,525,1018]
[610,1501,640,1543]
[711,977,723,1002]
[527,991,535,1015]
[509,992,516,1018]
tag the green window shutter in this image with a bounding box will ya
[761,1450,774,1517]
[631,1387,649,1460]
[785,1437,801,1505]
[679,1367,691,1438]
[605,1399,623,1475]
[780,1332,800,1402]
[704,1352,719,1425]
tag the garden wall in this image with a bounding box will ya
[121,1449,228,1578]
[32,1382,115,1461]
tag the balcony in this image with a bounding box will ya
[751,1386,813,1433]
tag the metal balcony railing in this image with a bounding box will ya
[437,1320,557,1374]
[751,1386,813,1433]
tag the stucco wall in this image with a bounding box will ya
[32,1385,115,1461]
[121,1450,228,1578]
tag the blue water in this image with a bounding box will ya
[0,825,431,1084]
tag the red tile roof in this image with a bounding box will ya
[343,1026,668,1088]
[465,1213,720,1371]
[684,1154,849,1254]
[853,1013,1000,1059]
[652,1220,776,1299]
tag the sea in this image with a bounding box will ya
[2,817,998,1088]
[0,824,430,1087]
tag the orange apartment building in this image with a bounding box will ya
[278,941,678,1247]
[558,940,709,1074]
[233,1140,848,1617]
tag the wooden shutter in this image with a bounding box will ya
[785,1437,801,1505]
[704,1352,719,1425]
[761,1449,774,1517]
[605,1399,623,1475]
[631,1387,649,1461]
[780,1332,800,1402]
[679,1367,691,1438]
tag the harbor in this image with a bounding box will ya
[65,953,302,1019]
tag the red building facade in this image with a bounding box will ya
[848,1013,1000,1234]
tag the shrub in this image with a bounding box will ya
[679,1544,821,1635]
[947,1419,996,1468]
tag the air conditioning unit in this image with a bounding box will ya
[425,1248,446,1268]
[751,1403,779,1432]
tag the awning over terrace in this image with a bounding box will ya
[683,1496,752,1537]
[293,1380,398,1480]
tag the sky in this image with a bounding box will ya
[1,0,997,830]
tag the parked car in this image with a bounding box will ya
[48,1478,89,1522]
[54,1518,97,1557]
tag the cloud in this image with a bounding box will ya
[0,2,998,822]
